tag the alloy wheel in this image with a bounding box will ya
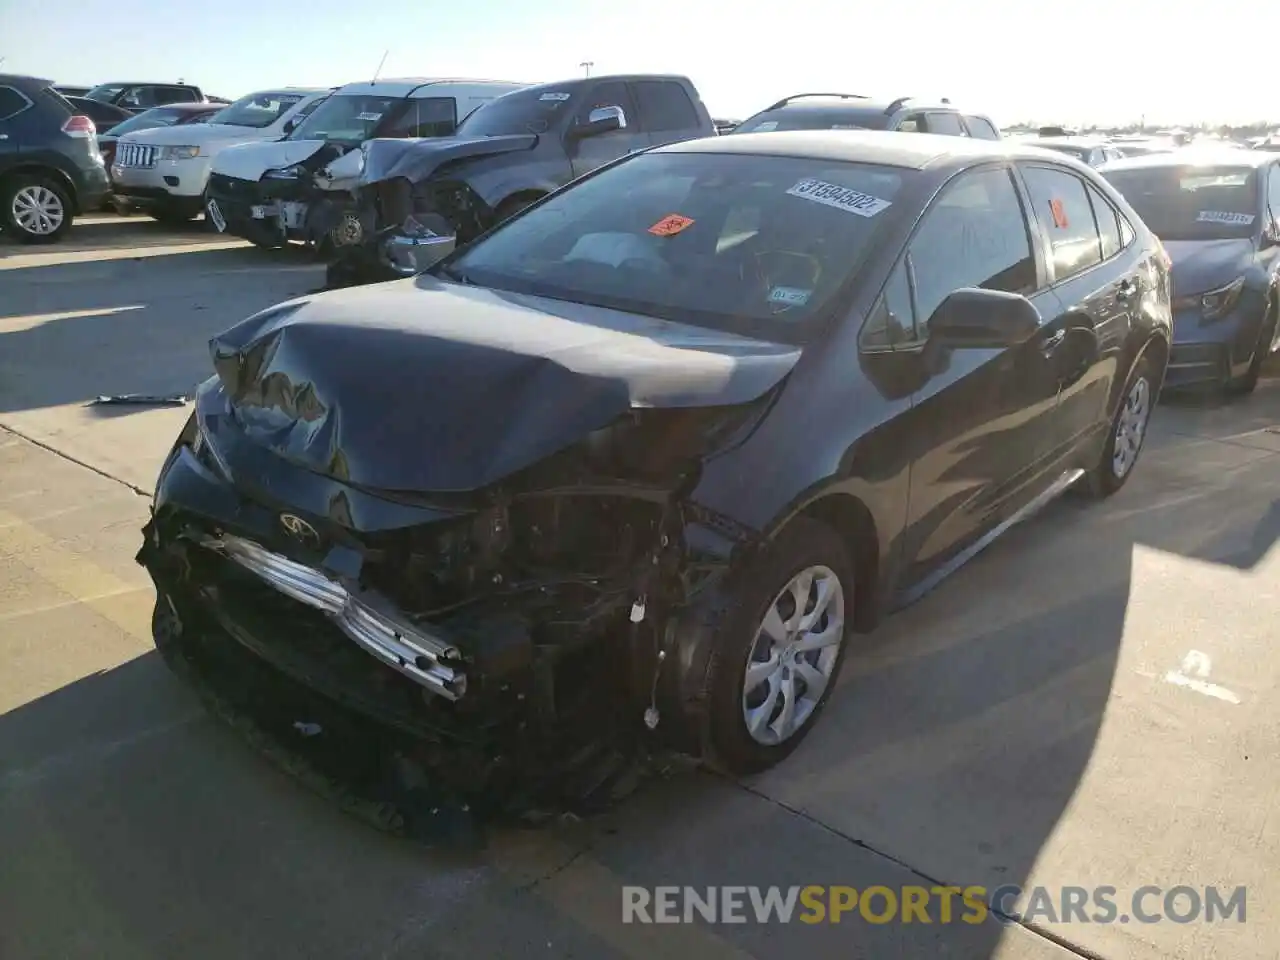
[741,564,847,746]
[12,185,65,236]
[1112,375,1151,479]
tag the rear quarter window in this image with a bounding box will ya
[0,86,31,122]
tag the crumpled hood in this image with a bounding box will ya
[359,134,537,186]
[120,123,270,148]
[211,139,331,181]
[209,276,801,492]
[1163,238,1256,299]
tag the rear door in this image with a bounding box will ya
[885,164,1063,585]
[567,79,647,179]
[0,85,31,165]
[1016,162,1137,467]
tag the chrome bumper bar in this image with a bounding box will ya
[201,534,466,700]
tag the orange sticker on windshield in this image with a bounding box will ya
[1049,198,1069,229]
[648,214,696,237]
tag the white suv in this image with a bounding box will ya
[110,87,331,223]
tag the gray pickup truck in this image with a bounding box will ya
[323,73,715,286]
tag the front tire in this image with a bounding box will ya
[1084,353,1156,498]
[702,517,855,775]
[1,174,73,243]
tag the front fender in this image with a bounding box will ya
[460,154,572,210]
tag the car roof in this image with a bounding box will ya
[1100,148,1276,172]
[334,78,529,97]
[1033,136,1110,147]
[658,129,1050,171]
[92,81,199,87]
[237,87,330,97]
[758,94,959,115]
[0,73,54,89]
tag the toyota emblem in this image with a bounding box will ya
[279,513,320,547]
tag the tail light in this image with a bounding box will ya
[62,115,96,138]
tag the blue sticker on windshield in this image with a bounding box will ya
[770,286,811,306]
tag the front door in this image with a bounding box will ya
[567,79,648,180]
[895,164,1063,586]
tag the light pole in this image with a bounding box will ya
[580,61,593,77]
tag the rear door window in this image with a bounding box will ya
[1021,165,1104,281]
[895,113,925,133]
[631,80,699,132]
[383,97,457,138]
[924,112,967,136]
[964,115,1000,140]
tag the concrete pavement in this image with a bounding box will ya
[1,216,1278,959]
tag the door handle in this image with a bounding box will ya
[1116,278,1139,300]
[1041,328,1067,354]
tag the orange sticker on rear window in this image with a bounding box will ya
[1049,198,1069,229]
[648,214,695,237]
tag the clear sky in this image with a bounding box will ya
[0,0,1273,127]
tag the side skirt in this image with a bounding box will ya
[890,467,1086,611]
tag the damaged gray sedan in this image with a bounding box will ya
[138,131,1171,835]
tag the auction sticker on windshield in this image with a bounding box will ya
[648,214,696,237]
[787,179,891,217]
[356,112,382,121]
[1197,211,1255,224]
[769,286,811,306]
[540,92,572,101]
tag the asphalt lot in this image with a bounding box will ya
[2,214,1279,959]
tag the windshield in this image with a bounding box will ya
[733,110,885,134]
[208,92,305,129]
[443,152,906,341]
[287,93,401,143]
[458,88,574,136]
[1103,166,1260,240]
[85,84,125,102]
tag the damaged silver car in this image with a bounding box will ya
[139,131,1171,836]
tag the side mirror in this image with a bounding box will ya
[927,288,1041,349]
[1262,224,1280,249]
[577,105,626,138]
[283,117,298,134]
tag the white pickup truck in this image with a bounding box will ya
[109,87,332,222]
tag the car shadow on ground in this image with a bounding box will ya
[0,245,322,414]
[2,389,1279,958]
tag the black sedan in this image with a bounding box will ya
[138,132,1171,831]
[1101,150,1280,394]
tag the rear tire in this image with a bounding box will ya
[1,173,74,244]
[1084,353,1156,498]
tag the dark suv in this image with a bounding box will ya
[0,74,110,242]
[84,82,207,115]
[733,93,1001,140]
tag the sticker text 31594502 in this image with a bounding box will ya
[786,179,891,218]
[1197,211,1255,225]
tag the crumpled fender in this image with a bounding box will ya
[358,134,538,187]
